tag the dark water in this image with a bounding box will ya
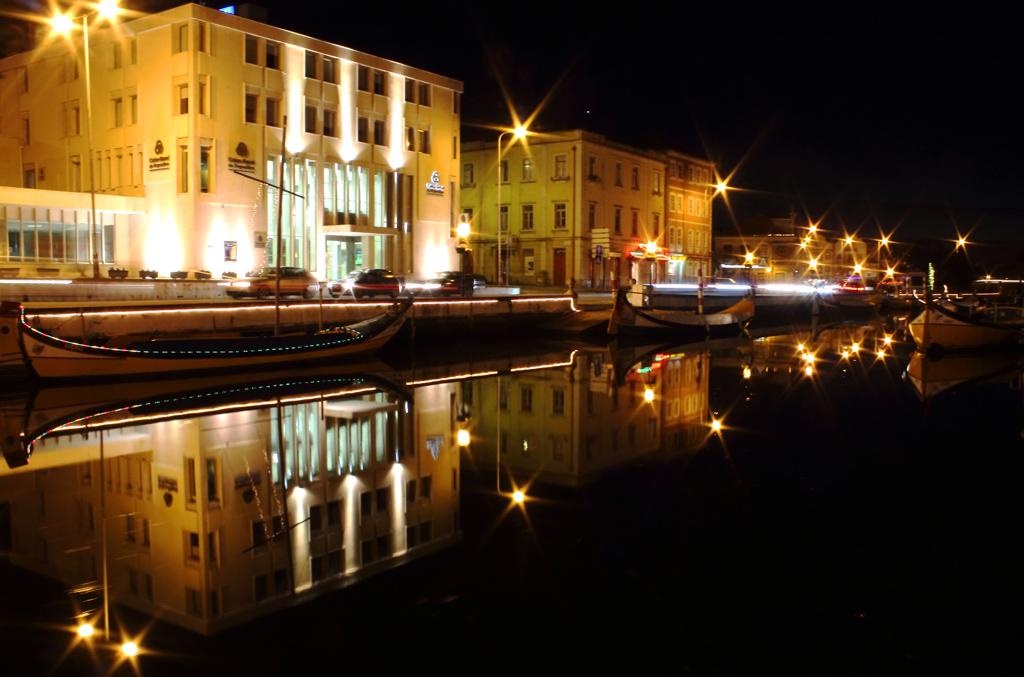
[2,323,1022,675]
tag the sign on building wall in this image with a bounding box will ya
[425,171,445,195]
[149,140,170,172]
[254,232,268,248]
[228,142,256,174]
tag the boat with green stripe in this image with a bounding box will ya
[0,300,409,380]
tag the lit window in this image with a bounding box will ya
[554,154,567,179]
[522,158,534,181]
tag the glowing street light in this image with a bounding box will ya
[845,236,854,246]
[854,263,862,274]
[77,624,95,638]
[711,419,722,432]
[644,387,655,403]
[457,428,470,446]
[496,125,528,286]
[50,0,123,279]
[121,641,138,657]
[512,490,525,503]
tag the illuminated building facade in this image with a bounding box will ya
[0,3,462,280]
[665,150,715,282]
[714,213,878,284]
[460,131,675,289]
[0,381,462,634]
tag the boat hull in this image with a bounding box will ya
[0,301,408,380]
[908,304,1021,351]
[609,289,753,337]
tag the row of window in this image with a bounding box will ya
[244,33,445,111]
[2,217,115,264]
[495,385,568,414]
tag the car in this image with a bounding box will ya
[327,269,403,298]
[405,271,487,297]
[226,267,320,299]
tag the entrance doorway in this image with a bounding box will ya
[553,249,566,287]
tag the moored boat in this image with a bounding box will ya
[0,300,409,380]
[608,287,753,337]
[908,303,1022,353]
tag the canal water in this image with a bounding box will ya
[1,319,1022,675]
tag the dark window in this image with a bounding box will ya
[309,505,323,532]
[406,479,416,502]
[305,51,317,78]
[360,491,372,518]
[374,119,386,146]
[373,71,387,95]
[327,500,341,527]
[357,66,369,92]
[376,487,389,513]
[245,35,258,64]
[420,476,432,500]
[266,42,280,69]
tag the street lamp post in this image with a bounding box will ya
[456,220,471,297]
[495,126,526,286]
[51,1,121,279]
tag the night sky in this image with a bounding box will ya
[4,1,1022,245]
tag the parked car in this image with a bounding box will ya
[226,267,319,299]
[327,269,403,298]
[405,271,487,297]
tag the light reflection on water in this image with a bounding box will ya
[2,318,1023,671]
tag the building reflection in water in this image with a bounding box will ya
[0,377,461,635]
[0,321,894,639]
[462,346,713,488]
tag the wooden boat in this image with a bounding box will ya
[608,287,753,337]
[908,303,1022,353]
[0,300,409,380]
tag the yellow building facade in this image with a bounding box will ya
[460,131,670,289]
[0,3,462,280]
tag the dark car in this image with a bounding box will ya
[327,269,403,298]
[405,271,487,297]
[227,267,319,299]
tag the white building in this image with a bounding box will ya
[0,3,462,280]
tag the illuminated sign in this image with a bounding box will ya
[425,171,445,195]
[149,140,170,172]
[219,5,236,14]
